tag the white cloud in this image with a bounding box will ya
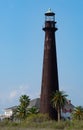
[9,90,17,99]
[8,84,29,101]
[0,84,40,113]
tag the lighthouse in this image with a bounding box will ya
[40,9,59,119]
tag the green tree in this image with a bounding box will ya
[51,90,68,122]
[19,95,30,108]
[72,106,83,120]
[28,107,39,115]
[15,105,25,120]
[15,95,30,120]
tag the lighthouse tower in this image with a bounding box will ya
[40,9,59,119]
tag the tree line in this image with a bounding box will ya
[11,91,83,122]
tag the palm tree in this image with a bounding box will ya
[14,95,30,120]
[15,105,25,120]
[19,95,30,108]
[72,106,83,120]
[28,107,39,115]
[51,90,68,122]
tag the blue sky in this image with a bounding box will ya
[0,0,83,113]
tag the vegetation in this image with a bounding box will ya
[14,95,30,120]
[13,95,39,120]
[51,90,68,122]
[72,106,83,120]
[28,107,39,115]
[1,115,83,130]
[1,93,83,130]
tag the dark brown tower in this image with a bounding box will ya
[40,9,59,119]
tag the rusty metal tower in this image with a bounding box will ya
[40,9,59,119]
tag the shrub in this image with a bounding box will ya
[26,113,50,123]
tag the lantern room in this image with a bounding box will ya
[45,8,55,21]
